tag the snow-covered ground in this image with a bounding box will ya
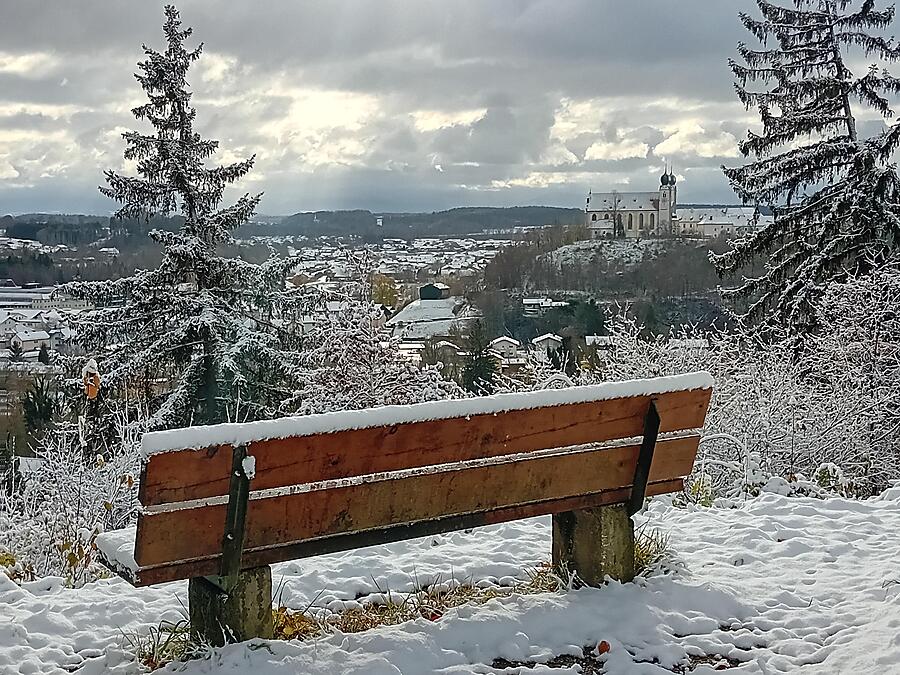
[5,490,900,674]
[542,239,668,271]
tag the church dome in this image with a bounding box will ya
[668,172,677,185]
[660,172,671,186]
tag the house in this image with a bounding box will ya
[675,207,773,239]
[15,456,45,476]
[0,314,25,337]
[397,341,426,364]
[386,297,471,340]
[49,326,77,355]
[522,297,569,317]
[11,330,53,353]
[488,336,527,375]
[0,286,92,310]
[489,336,521,359]
[432,340,463,361]
[586,335,616,350]
[419,283,451,300]
[531,333,563,354]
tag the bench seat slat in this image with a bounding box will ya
[140,387,712,507]
[134,434,699,569]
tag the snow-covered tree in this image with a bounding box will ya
[0,408,144,586]
[714,0,900,333]
[558,296,900,497]
[288,303,461,414]
[284,264,461,413]
[67,5,304,436]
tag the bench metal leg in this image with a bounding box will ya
[189,565,274,647]
[552,504,635,585]
[188,444,273,646]
[628,400,660,516]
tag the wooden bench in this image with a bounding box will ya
[96,372,713,646]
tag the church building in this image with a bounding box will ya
[585,170,677,239]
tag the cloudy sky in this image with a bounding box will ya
[0,0,761,215]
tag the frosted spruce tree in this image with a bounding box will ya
[68,6,303,435]
[713,0,900,333]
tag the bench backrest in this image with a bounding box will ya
[129,372,713,586]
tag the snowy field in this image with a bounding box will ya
[4,489,900,674]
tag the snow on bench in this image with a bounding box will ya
[140,372,714,457]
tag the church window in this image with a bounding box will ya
[650,213,655,228]
[591,214,597,221]
[628,213,633,229]
[639,213,644,229]
[604,213,609,220]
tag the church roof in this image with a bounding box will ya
[586,191,660,211]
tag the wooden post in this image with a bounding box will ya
[552,399,657,586]
[552,503,635,585]
[188,565,274,646]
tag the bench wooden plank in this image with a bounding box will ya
[132,478,684,587]
[134,434,698,568]
[139,387,712,507]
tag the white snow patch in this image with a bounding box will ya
[141,372,714,456]
[543,238,668,271]
[12,491,900,672]
[94,526,138,575]
[242,454,257,480]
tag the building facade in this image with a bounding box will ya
[586,172,771,240]
[585,171,678,239]
[675,207,773,238]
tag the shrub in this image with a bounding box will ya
[0,410,143,586]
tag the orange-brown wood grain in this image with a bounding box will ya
[139,387,711,507]
[134,435,698,568]
[131,478,684,586]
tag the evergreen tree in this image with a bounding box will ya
[9,342,23,363]
[67,6,303,434]
[22,377,57,436]
[37,343,50,365]
[714,0,900,332]
[573,300,606,337]
[460,320,498,394]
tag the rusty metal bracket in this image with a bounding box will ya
[628,399,659,516]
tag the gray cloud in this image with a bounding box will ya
[0,0,766,215]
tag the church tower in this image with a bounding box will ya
[658,168,677,235]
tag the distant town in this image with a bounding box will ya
[0,176,755,458]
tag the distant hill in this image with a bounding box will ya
[2,204,763,243]
[1,213,183,245]
[253,206,585,240]
[2,207,586,242]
